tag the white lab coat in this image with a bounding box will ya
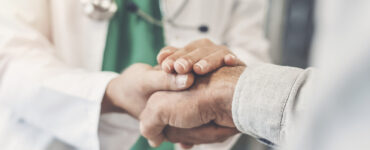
[0,0,269,150]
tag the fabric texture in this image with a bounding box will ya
[0,0,118,149]
[102,0,164,72]
[232,63,312,146]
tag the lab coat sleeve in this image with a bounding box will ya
[224,0,271,65]
[232,63,316,146]
[0,1,117,149]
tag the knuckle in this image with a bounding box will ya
[146,100,160,112]
[182,47,193,52]
[201,57,211,64]
[162,73,173,89]
[141,127,152,138]
[180,56,195,64]
[148,98,166,117]
[221,50,232,56]
[150,92,165,101]
[144,104,159,119]
[125,63,150,76]
[194,47,208,52]
[139,122,151,138]
[199,38,211,44]
[221,48,230,54]
[130,63,148,70]
[161,46,176,52]
[165,55,177,62]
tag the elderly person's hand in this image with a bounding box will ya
[139,66,245,147]
[164,123,239,149]
[101,63,194,118]
[157,38,244,75]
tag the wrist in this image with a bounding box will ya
[214,66,245,127]
[219,80,236,123]
[101,78,125,114]
[102,76,145,118]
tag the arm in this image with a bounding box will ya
[0,1,194,149]
[157,0,270,75]
[138,64,315,147]
[0,1,118,149]
[232,63,315,146]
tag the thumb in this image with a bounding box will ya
[142,67,194,93]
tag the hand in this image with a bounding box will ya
[139,66,246,147]
[164,123,239,149]
[101,63,194,118]
[157,38,244,75]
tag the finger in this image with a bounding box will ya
[161,48,193,73]
[141,67,195,92]
[224,54,245,66]
[153,65,161,70]
[140,91,204,147]
[193,50,229,75]
[180,143,194,149]
[184,38,214,50]
[174,48,214,74]
[139,97,168,147]
[164,124,239,144]
[157,46,178,65]
[148,134,165,148]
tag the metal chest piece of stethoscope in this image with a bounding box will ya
[81,0,209,33]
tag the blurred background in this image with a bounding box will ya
[266,0,314,69]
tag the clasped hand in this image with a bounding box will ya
[103,39,245,148]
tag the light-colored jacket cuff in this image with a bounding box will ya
[232,63,303,146]
[3,71,118,150]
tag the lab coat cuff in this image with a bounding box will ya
[14,71,118,150]
[232,63,303,146]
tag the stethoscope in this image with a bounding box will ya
[81,0,209,33]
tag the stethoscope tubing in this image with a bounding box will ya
[82,0,208,33]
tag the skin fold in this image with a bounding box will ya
[140,66,246,147]
[102,38,245,148]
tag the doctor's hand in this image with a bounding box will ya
[157,38,244,75]
[101,63,194,118]
[139,66,245,147]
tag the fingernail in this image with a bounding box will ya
[158,49,172,59]
[148,140,157,147]
[225,54,236,61]
[161,48,172,54]
[175,58,188,71]
[195,60,208,72]
[176,74,188,88]
[162,60,173,72]
[165,64,171,72]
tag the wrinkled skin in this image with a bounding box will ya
[140,66,246,147]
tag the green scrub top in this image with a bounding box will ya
[101,0,173,149]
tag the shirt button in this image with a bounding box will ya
[258,138,274,146]
[18,118,25,124]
